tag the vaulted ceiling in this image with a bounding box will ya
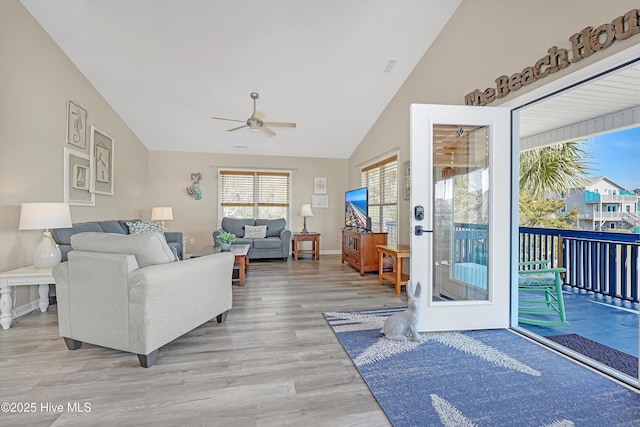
[20,1,640,160]
[21,0,462,159]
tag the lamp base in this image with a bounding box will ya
[301,217,309,234]
[33,231,61,269]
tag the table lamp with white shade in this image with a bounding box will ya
[298,203,314,233]
[19,202,72,268]
[151,206,173,230]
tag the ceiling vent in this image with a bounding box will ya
[382,59,398,74]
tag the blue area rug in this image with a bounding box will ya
[324,308,640,427]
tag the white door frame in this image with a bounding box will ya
[502,44,640,328]
[410,104,511,332]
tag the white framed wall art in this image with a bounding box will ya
[64,147,95,206]
[90,126,115,196]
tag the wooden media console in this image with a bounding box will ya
[341,229,387,276]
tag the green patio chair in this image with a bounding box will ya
[518,260,570,327]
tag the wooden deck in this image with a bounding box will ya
[519,286,639,358]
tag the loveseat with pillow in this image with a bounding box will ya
[52,219,184,261]
[212,217,290,260]
[52,231,234,367]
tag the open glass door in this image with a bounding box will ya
[410,104,511,331]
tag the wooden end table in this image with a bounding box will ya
[0,265,54,330]
[190,244,251,286]
[376,244,410,294]
[292,232,320,261]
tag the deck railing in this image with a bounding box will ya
[519,227,640,303]
[452,224,640,302]
[453,222,488,266]
[583,189,639,202]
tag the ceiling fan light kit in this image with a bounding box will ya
[211,92,296,136]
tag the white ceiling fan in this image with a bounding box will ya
[211,92,296,137]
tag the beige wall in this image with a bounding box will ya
[350,0,640,246]
[1,0,348,287]
[5,0,640,307]
[1,1,149,303]
[147,151,347,254]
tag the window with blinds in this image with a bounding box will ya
[362,155,398,244]
[219,170,291,223]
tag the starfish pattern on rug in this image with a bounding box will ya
[323,310,393,333]
[427,331,541,376]
[430,394,478,427]
[325,310,540,376]
[430,394,575,427]
[323,310,638,427]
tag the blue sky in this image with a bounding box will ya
[584,126,640,191]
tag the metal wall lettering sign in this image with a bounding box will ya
[465,8,640,106]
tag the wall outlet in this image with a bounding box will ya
[189,238,195,244]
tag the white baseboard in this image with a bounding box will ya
[321,249,342,255]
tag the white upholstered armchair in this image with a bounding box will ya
[52,232,234,367]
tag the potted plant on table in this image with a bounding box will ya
[216,232,236,251]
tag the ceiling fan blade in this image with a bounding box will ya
[263,121,296,128]
[253,111,266,120]
[261,126,276,137]
[211,116,246,123]
[227,125,248,132]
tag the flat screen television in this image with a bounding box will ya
[345,187,368,230]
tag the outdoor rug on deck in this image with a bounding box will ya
[323,308,640,427]
[547,333,638,378]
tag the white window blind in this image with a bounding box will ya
[362,155,398,243]
[219,170,290,222]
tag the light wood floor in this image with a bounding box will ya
[0,254,406,427]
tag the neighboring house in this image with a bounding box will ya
[564,176,640,231]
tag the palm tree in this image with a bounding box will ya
[519,140,592,196]
[519,140,592,229]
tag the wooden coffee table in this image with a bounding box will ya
[190,244,251,286]
[229,244,250,286]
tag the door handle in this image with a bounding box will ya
[414,225,433,236]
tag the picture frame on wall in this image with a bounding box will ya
[66,100,87,149]
[64,147,95,206]
[312,195,328,208]
[90,126,115,196]
[314,177,327,194]
[404,161,410,200]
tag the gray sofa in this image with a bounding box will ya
[213,217,290,260]
[52,232,234,367]
[53,219,184,261]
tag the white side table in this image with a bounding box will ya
[0,266,54,330]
